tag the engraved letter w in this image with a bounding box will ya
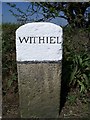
[19,37,29,43]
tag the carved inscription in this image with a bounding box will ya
[18,36,61,44]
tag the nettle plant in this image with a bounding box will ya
[68,53,90,93]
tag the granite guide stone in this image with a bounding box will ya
[16,22,63,118]
[17,63,61,118]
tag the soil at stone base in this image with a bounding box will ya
[60,89,90,119]
[2,88,90,119]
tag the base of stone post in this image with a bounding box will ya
[17,62,61,118]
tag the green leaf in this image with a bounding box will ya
[78,80,85,93]
[83,74,89,86]
[82,61,89,67]
[50,7,55,12]
[7,79,13,88]
[55,12,59,17]
[70,66,77,84]
[78,55,82,66]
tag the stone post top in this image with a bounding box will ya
[16,22,63,62]
[16,22,62,35]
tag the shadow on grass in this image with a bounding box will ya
[59,56,71,114]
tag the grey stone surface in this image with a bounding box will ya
[17,63,61,118]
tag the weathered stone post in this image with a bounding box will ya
[16,22,63,118]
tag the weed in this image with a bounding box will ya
[69,53,90,93]
[67,94,77,105]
